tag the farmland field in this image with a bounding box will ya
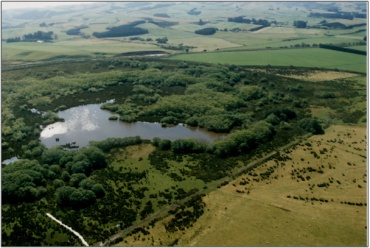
[168,48,367,73]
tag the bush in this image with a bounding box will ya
[195,28,217,35]
[298,118,324,135]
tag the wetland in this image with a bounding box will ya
[40,103,226,149]
[1,1,367,246]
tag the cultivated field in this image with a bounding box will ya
[168,48,367,73]
[2,1,367,65]
[115,124,367,246]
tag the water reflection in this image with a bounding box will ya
[40,104,226,148]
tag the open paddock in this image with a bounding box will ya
[168,48,367,73]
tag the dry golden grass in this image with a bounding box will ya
[116,124,367,246]
[278,70,360,81]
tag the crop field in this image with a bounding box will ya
[115,124,367,247]
[2,39,166,61]
[2,1,367,63]
[168,48,367,73]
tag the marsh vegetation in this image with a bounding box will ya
[1,1,367,246]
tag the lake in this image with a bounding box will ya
[40,103,226,148]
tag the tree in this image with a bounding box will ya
[79,178,96,190]
[293,20,307,28]
[55,186,96,208]
[53,179,64,188]
[91,184,105,198]
[156,37,168,44]
[194,28,217,35]
[83,145,106,162]
[298,118,324,134]
[41,148,65,165]
[2,159,48,203]
[61,171,71,182]
[69,173,87,187]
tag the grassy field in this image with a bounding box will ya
[2,2,367,61]
[115,124,367,246]
[168,48,367,73]
[2,39,167,61]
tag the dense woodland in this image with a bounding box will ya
[93,21,149,38]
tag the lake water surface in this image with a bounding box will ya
[40,104,226,148]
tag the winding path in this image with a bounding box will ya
[46,213,89,246]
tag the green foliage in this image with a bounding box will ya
[55,186,96,208]
[171,139,207,154]
[2,159,49,203]
[298,118,325,134]
[211,121,275,157]
[69,173,87,187]
[41,147,66,165]
[195,27,217,35]
[53,179,64,188]
[93,21,148,38]
[238,86,265,101]
[160,116,178,125]
[316,92,336,98]
[91,183,105,198]
[152,137,172,150]
[162,73,197,87]
[89,136,142,152]
[100,103,119,112]
[78,146,107,170]
[156,37,168,44]
[61,171,71,182]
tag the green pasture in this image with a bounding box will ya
[2,39,166,61]
[349,45,367,51]
[168,48,367,73]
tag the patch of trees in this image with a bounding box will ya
[195,27,217,35]
[55,185,96,208]
[7,31,54,43]
[227,16,271,26]
[319,44,366,55]
[297,118,324,135]
[6,37,21,43]
[155,37,168,44]
[66,25,89,35]
[153,13,170,18]
[89,136,142,152]
[2,159,49,203]
[146,18,178,28]
[293,20,307,28]
[249,25,269,32]
[187,8,201,15]
[211,121,275,157]
[309,11,365,20]
[1,145,107,207]
[93,21,148,38]
[320,22,347,29]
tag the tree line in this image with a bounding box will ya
[93,21,148,38]
[6,31,54,43]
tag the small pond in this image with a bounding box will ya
[40,103,226,149]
